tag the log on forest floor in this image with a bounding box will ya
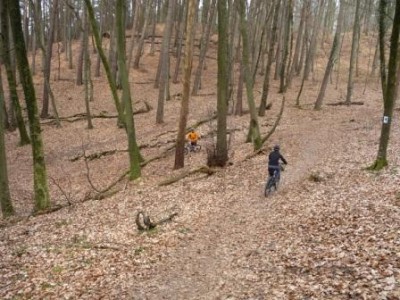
[158,166,216,186]
[327,101,364,106]
[41,101,152,125]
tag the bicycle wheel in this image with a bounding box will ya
[184,146,189,155]
[264,177,275,197]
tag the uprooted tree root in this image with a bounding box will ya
[135,210,178,231]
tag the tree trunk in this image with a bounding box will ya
[156,0,175,124]
[172,0,187,84]
[214,0,229,166]
[133,0,153,69]
[174,0,196,169]
[0,65,14,217]
[238,0,261,150]
[116,0,142,179]
[41,0,59,117]
[279,0,292,93]
[370,0,400,169]
[304,0,325,80]
[192,0,217,96]
[258,0,280,116]
[8,0,51,212]
[345,0,361,105]
[314,0,344,110]
[83,7,93,129]
[0,0,31,145]
[287,0,308,86]
[84,0,124,126]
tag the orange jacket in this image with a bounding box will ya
[186,131,199,142]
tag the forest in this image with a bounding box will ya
[0,0,399,298]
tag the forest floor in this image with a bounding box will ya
[1,37,400,299]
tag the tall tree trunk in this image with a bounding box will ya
[133,0,153,69]
[83,7,93,129]
[279,0,292,93]
[314,0,344,110]
[370,0,400,169]
[84,0,124,126]
[304,0,325,80]
[156,0,175,124]
[8,0,50,212]
[238,0,261,150]
[76,8,85,86]
[214,0,229,166]
[345,0,361,105]
[116,0,142,179]
[258,0,280,116]
[174,0,196,169]
[287,0,308,86]
[192,0,217,96]
[127,0,140,69]
[172,0,187,83]
[0,0,31,145]
[0,65,14,217]
[41,0,59,118]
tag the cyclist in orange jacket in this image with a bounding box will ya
[186,128,200,150]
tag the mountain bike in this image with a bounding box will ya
[264,164,284,197]
[184,143,201,155]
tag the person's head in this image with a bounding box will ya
[273,144,280,151]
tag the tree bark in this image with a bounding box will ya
[214,0,229,166]
[116,0,142,179]
[0,0,31,145]
[192,0,217,96]
[41,0,59,117]
[314,0,344,110]
[0,65,14,217]
[84,0,124,126]
[258,0,280,116]
[174,0,196,169]
[156,0,175,123]
[8,0,51,211]
[238,0,261,150]
[370,0,400,169]
[345,0,361,105]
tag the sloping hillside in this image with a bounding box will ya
[1,33,399,299]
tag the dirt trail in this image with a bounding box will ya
[128,105,353,299]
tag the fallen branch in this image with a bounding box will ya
[41,101,152,125]
[158,166,216,186]
[327,101,364,106]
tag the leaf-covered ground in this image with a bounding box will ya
[1,36,399,299]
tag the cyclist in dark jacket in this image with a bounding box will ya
[268,145,287,178]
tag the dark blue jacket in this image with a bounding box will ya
[268,150,287,167]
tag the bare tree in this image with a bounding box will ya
[174,0,196,169]
[116,0,142,179]
[314,0,345,110]
[155,0,176,123]
[8,0,51,211]
[0,0,30,145]
[369,0,400,170]
[238,0,261,150]
[214,0,229,166]
[345,0,361,105]
[0,64,14,217]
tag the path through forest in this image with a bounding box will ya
[125,99,383,299]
